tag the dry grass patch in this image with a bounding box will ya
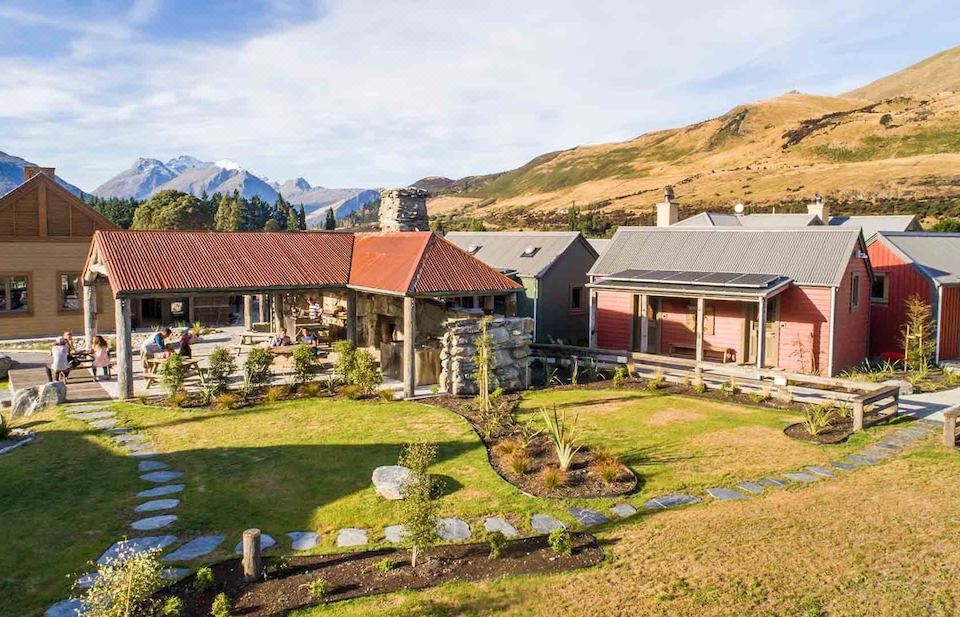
[645,407,706,426]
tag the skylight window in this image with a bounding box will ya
[521,246,541,257]
[467,244,482,255]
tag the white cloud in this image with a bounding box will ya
[0,0,951,191]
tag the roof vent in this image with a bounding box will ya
[467,244,482,255]
[521,246,541,257]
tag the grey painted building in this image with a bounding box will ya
[445,231,599,344]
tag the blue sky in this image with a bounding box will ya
[0,0,959,191]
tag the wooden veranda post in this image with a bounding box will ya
[756,297,767,369]
[242,528,262,581]
[83,283,97,349]
[115,297,133,399]
[695,297,705,363]
[588,289,598,348]
[638,293,649,353]
[243,295,253,330]
[403,296,416,398]
[346,289,357,344]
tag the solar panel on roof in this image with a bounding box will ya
[605,269,785,289]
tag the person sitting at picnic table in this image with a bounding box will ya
[90,335,112,381]
[50,337,71,382]
[306,297,321,321]
[269,329,292,348]
[178,328,198,358]
[141,327,172,359]
[297,327,321,356]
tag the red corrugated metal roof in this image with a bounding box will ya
[89,229,521,297]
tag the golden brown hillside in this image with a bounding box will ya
[425,47,960,230]
[847,44,960,100]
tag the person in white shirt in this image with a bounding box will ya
[50,337,71,381]
[307,297,320,322]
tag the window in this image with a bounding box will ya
[871,272,889,305]
[520,246,541,258]
[59,272,81,312]
[851,273,861,311]
[570,286,584,314]
[0,274,30,315]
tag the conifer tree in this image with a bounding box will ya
[324,207,336,230]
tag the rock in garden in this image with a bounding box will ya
[383,524,407,543]
[372,465,413,500]
[336,528,368,547]
[707,487,749,501]
[11,384,63,418]
[783,472,819,483]
[610,504,638,518]
[36,381,67,411]
[568,507,609,526]
[437,517,471,541]
[234,534,276,553]
[163,535,224,562]
[483,516,518,537]
[287,531,320,551]
[643,494,701,510]
[531,513,566,534]
[45,599,83,617]
[0,352,13,380]
[805,466,834,478]
[737,482,766,495]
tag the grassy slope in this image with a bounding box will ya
[847,44,960,100]
[302,445,960,617]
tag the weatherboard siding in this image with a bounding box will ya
[868,240,934,357]
[831,254,871,374]
[595,291,632,350]
[659,298,745,361]
[776,285,832,374]
[939,287,960,361]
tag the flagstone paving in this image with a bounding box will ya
[288,531,320,550]
[610,504,638,518]
[383,525,406,544]
[568,507,610,526]
[115,433,147,443]
[337,528,368,547]
[45,599,83,617]
[132,515,178,531]
[707,487,748,501]
[437,518,472,541]
[138,460,169,472]
[90,418,119,429]
[830,461,858,471]
[134,498,180,513]
[644,494,702,509]
[161,567,192,581]
[759,477,789,488]
[234,534,277,553]
[164,535,225,562]
[137,484,185,498]
[805,466,834,478]
[67,411,115,420]
[141,470,184,483]
[737,481,765,495]
[846,454,877,465]
[484,516,519,537]
[531,513,566,533]
[784,472,819,483]
[98,536,178,565]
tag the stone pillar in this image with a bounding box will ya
[346,290,357,344]
[115,297,133,399]
[259,294,269,323]
[379,188,430,232]
[83,283,98,349]
[695,297,705,363]
[243,295,253,330]
[272,294,285,333]
[756,298,767,369]
[403,296,416,398]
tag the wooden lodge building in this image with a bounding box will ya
[0,167,118,339]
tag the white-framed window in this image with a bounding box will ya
[851,272,861,311]
[0,274,31,315]
[871,272,889,305]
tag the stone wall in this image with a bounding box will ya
[439,316,533,394]
[379,188,430,232]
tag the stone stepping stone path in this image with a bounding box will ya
[707,487,748,501]
[337,528,368,547]
[484,516,519,537]
[759,477,789,489]
[133,515,178,531]
[90,418,120,429]
[98,535,177,565]
[115,433,147,444]
[531,513,566,534]
[68,410,115,420]
[138,460,169,472]
[737,481,765,495]
[805,466,834,478]
[137,484,185,498]
[610,504,638,518]
[124,441,154,452]
[135,498,180,513]
[437,517,471,541]
[141,470,184,483]
[77,572,98,589]
[287,531,320,550]
[383,524,407,544]
[234,534,277,553]
[644,494,701,510]
[67,402,110,412]
[164,535,225,562]
[874,442,902,451]
[784,472,819,483]
[45,599,83,617]
[846,454,877,465]
[131,450,160,458]
[830,461,857,471]
[161,567,192,581]
[568,507,610,526]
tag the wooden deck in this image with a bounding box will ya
[7,366,110,403]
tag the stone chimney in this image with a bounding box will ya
[656,186,678,227]
[23,166,55,182]
[379,187,430,232]
[807,192,829,224]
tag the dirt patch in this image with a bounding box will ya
[167,533,603,617]
[430,395,636,498]
[646,408,706,426]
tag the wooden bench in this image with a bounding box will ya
[143,357,207,389]
[669,344,735,364]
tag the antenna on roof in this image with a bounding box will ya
[734,203,745,215]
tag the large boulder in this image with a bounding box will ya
[372,465,413,500]
[11,382,66,418]
[0,353,13,380]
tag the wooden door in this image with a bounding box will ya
[764,298,780,368]
[646,297,661,354]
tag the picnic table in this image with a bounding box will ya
[234,331,274,357]
[143,356,207,389]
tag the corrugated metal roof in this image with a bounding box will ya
[590,227,862,287]
[91,230,521,298]
[673,212,822,228]
[875,232,960,285]
[587,238,610,257]
[828,215,920,239]
[444,231,590,278]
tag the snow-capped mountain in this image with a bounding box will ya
[0,150,84,197]
[94,155,380,221]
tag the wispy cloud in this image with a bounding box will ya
[0,0,957,190]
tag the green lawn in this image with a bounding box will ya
[0,387,910,616]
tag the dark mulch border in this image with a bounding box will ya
[784,411,892,444]
[430,394,636,498]
[167,533,603,617]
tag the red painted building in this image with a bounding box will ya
[867,232,960,362]
[588,227,872,376]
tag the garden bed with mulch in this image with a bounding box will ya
[431,394,636,498]
[0,429,35,455]
[132,383,389,411]
[783,409,890,445]
[167,533,603,617]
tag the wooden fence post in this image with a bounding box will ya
[242,528,262,581]
[852,399,865,432]
[944,410,957,448]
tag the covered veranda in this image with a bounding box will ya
[589,269,793,370]
[82,230,521,399]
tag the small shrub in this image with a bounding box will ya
[80,545,165,617]
[353,349,383,394]
[309,576,330,600]
[206,346,236,394]
[378,389,395,402]
[612,366,627,388]
[244,347,274,390]
[211,592,231,617]
[397,441,440,568]
[591,459,626,484]
[159,354,187,395]
[541,465,567,490]
[548,526,572,556]
[333,340,357,383]
[647,368,664,391]
[299,382,323,397]
[515,423,542,450]
[0,413,9,440]
[340,384,364,400]
[800,404,836,436]
[212,392,239,410]
[159,596,183,617]
[291,344,317,385]
[692,374,706,394]
[486,530,507,559]
[745,392,766,405]
[492,438,521,458]
[728,376,741,395]
[166,391,189,408]
[507,451,531,475]
[193,566,214,591]
[264,384,287,403]
[271,555,291,576]
[376,557,396,573]
[541,406,581,471]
